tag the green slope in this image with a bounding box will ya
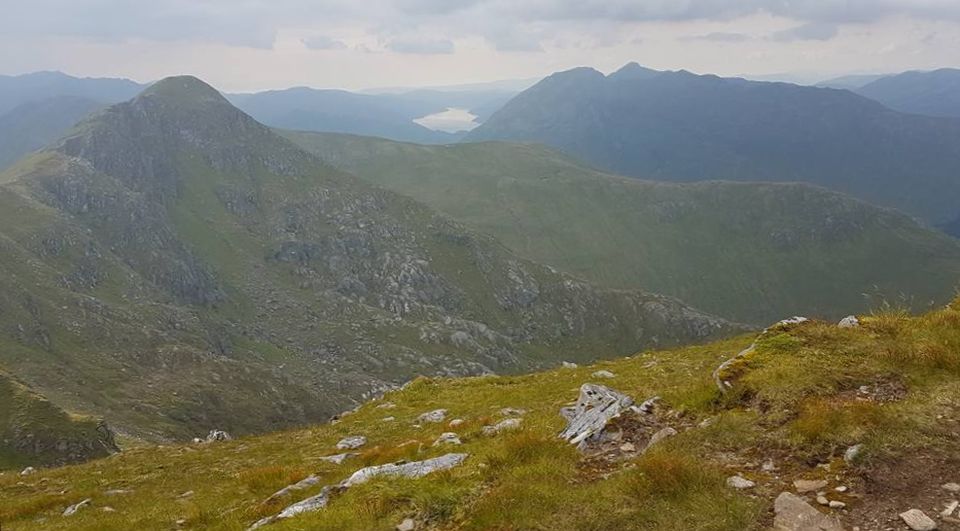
[0,76,738,444]
[284,131,960,325]
[3,301,959,529]
[0,368,117,469]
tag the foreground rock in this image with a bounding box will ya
[899,509,938,530]
[838,315,860,328]
[772,492,843,531]
[336,436,367,450]
[250,453,468,529]
[559,384,634,449]
[205,430,232,442]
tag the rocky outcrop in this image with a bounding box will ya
[559,384,634,449]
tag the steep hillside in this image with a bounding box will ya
[855,68,960,118]
[0,369,117,469]
[465,63,960,225]
[0,96,103,170]
[284,132,960,325]
[0,76,738,443]
[2,302,959,530]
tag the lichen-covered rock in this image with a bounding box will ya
[206,430,232,442]
[482,419,522,436]
[433,432,462,446]
[417,409,448,423]
[559,384,633,449]
[773,492,843,531]
[336,436,367,450]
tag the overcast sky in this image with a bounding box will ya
[2,0,959,91]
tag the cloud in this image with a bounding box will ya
[686,32,752,43]
[772,22,839,42]
[386,37,455,54]
[302,35,348,50]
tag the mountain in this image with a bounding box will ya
[3,301,959,530]
[0,96,104,169]
[854,68,960,118]
[285,132,960,325]
[0,368,117,469]
[465,63,960,225]
[230,86,515,141]
[816,73,889,90]
[0,76,738,443]
[0,71,143,115]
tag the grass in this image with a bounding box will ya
[2,297,959,529]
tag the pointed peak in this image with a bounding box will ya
[140,76,229,106]
[608,62,660,81]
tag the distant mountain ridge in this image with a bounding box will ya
[466,63,960,225]
[854,68,960,118]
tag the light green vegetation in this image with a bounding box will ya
[283,131,960,325]
[3,296,959,529]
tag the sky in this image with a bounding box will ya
[2,0,960,92]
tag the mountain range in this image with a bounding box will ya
[853,68,960,118]
[0,76,737,453]
[465,63,960,228]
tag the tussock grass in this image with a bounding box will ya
[4,304,960,529]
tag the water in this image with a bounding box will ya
[413,107,480,133]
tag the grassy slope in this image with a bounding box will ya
[283,132,960,325]
[3,298,959,530]
[0,369,113,469]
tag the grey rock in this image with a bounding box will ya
[320,453,357,465]
[592,370,615,379]
[899,509,938,530]
[265,475,320,503]
[448,419,465,428]
[838,315,860,328]
[63,498,92,516]
[19,466,36,476]
[944,482,960,493]
[793,479,829,493]
[844,443,863,463]
[483,418,522,436]
[336,435,367,450]
[205,429,232,442]
[941,501,959,518]
[726,475,755,489]
[499,407,526,417]
[561,361,578,369]
[342,453,468,488]
[250,486,335,529]
[828,500,845,509]
[558,384,634,449]
[816,495,829,506]
[433,432,462,446]
[646,427,678,450]
[396,518,416,531]
[773,492,843,531]
[417,409,448,423]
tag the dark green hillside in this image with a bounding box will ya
[465,63,960,225]
[286,131,960,324]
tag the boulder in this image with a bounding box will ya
[206,430,232,442]
[899,509,938,531]
[793,479,828,493]
[838,315,860,328]
[417,409,448,423]
[482,418,522,436]
[265,475,320,503]
[320,453,357,465]
[592,370,615,379]
[645,427,677,450]
[433,432,462,446]
[772,492,843,531]
[342,453,468,488]
[63,498,92,517]
[558,384,634,449]
[726,475,755,489]
[19,466,36,476]
[336,436,367,450]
